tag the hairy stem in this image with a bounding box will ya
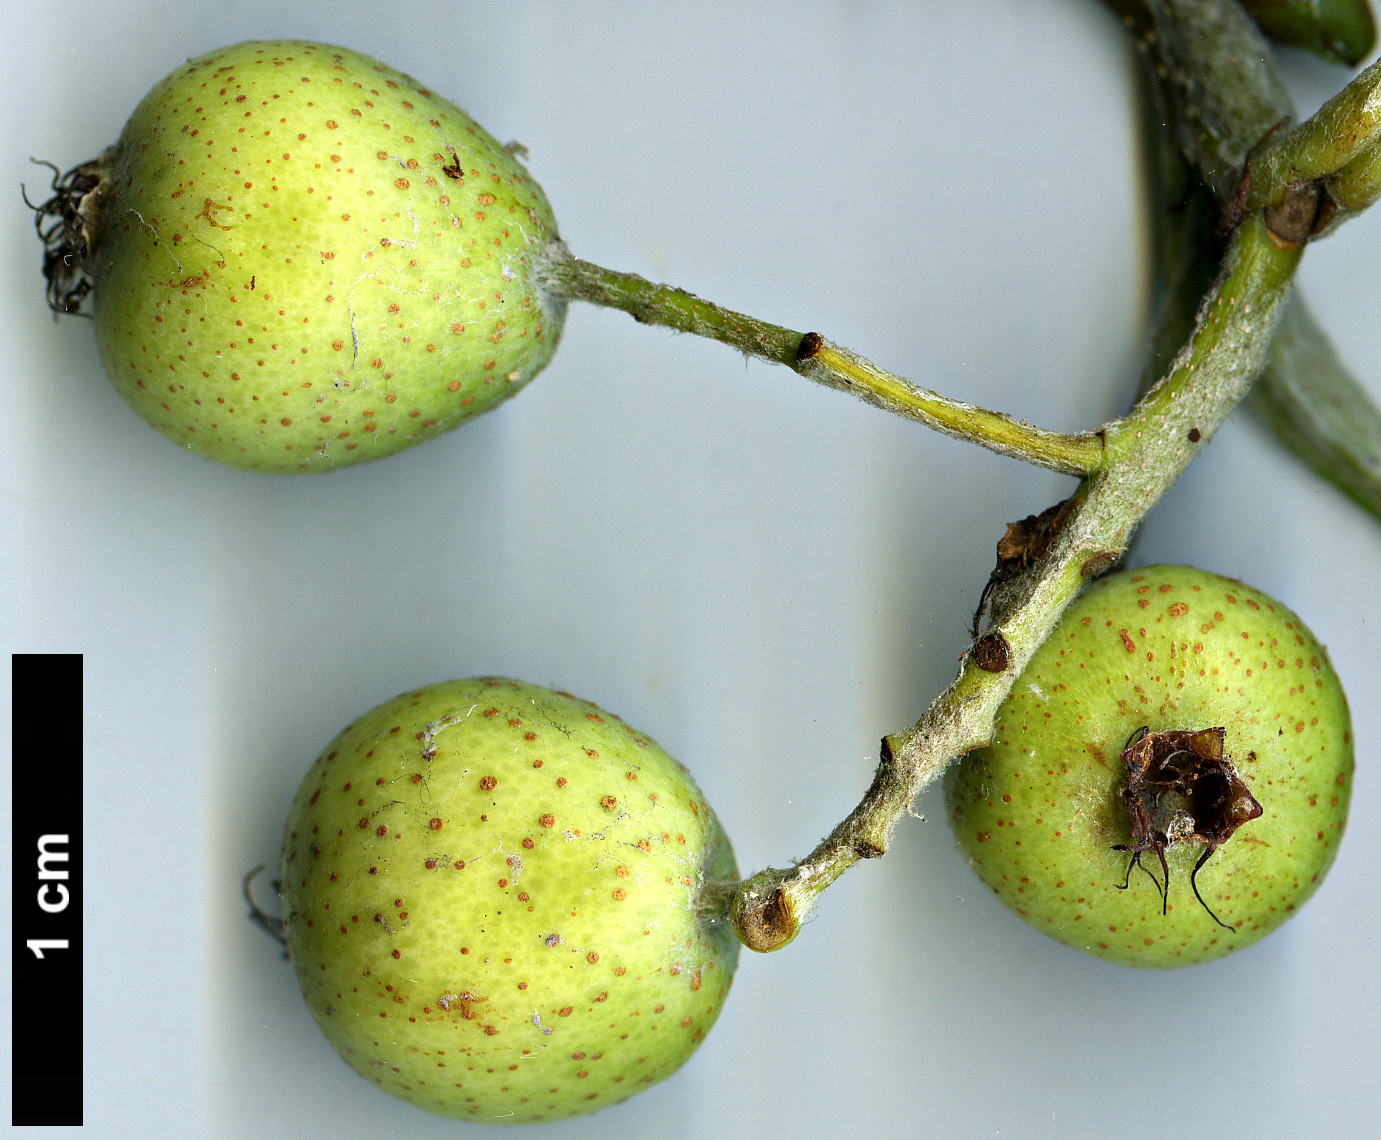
[1246,55,1381,225]
[540,251,1105,476]
[1119,0,1381,519]
[726,218,1302,950]
[556,0,1380,953]
[722,0,1381,952]
[1104,0,1293,203]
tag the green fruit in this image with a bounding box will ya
[69,41,564,472]
[944,565,1352,968]
[280,677,740,1123]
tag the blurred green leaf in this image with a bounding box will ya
[1241,0,1377,67]
[1247,298,1381,518]
[1113,0,1381,522]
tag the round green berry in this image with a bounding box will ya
[280,677,739,1122]
[74,41,564,472]
[944,565,1353,968]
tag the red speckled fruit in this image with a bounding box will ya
[67,41,564,472]
[280,677,739,1122]
[945,565,1353,968]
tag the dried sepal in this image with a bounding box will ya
[23,154,109,316]
[971,497,1076,637]
[1112,726,1264,931]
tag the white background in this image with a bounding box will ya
[3,3,1378,1138]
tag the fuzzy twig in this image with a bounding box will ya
[539,253,1105,476]
[547,0,1380,952]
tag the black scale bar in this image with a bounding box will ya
[11,653,84,1127]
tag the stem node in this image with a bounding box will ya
[728,871,800,954]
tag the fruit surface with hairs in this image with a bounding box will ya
[280,677,739,1122]
[945,565,1352,968]
[76,40,564,472]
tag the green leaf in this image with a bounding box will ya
[1240,0,1377,67]
[1247,296,1381,519]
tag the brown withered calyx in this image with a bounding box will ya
[971,497,1076,637]
[1112,727,1263,932]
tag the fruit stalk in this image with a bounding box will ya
[540,250,1105,475]
[727,0,1381,953]
[1109,0,1381,228]
[539,2,1379,952]
[1242,55,1381,226]
[1122,0,1381,519]
[728,215,1303,951]
[544,15,1381,487]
